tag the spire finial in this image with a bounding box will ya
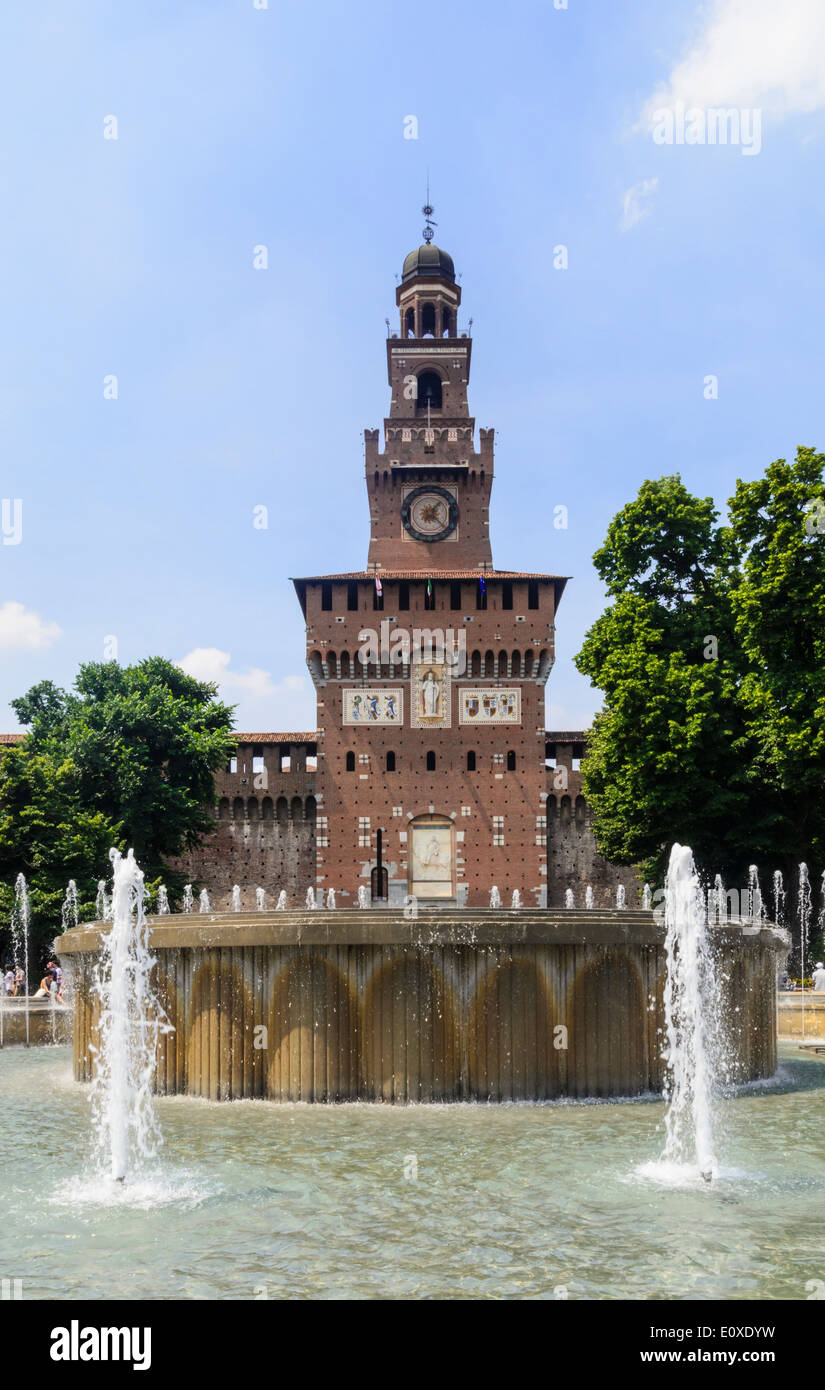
[422,177,436,245]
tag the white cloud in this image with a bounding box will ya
[620,177,658,231]
[639,0,825,128]
[176,647,315,731]
[0,601,61,650]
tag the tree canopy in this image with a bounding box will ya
[0,657,235,972]
[575,448,825,921]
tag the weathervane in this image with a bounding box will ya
[422,177,437,244]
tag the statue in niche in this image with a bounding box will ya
[419,835,443,866]
[422,669,440,718]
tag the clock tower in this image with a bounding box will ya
[366,206,493,573]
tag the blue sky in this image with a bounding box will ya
[1,0,824,733]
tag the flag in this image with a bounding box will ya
[375,573,382,597]
[427,577,433,598]
[479,575,486,596]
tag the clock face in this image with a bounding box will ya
[401,486,459,542]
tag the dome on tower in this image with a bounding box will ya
[401,244,456,283]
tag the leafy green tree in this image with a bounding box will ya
[576,451,825,930]
[0,657,235,971]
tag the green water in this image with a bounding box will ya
[0,1045,823,1300]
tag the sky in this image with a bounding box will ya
[1,0,824,734]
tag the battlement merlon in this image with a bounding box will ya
[363,425,495,473]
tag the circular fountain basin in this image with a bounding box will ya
[55,909,785,1103]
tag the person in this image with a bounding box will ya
[13,966,24,997]
[32,974,52,999]
[812,962,825,993]
[3,967,13,996]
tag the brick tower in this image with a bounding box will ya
[293,216,568,907]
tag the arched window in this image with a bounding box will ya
[405,307,415,337]
[498,651,508,677]
[506,750,516,771]
[441,307,452,337]
[484,649,495,677]
[421,303,436,337]
[471,650,481,677]
[218,797,230,820]
[415,371,442,411]
[467,751,476,771]
[386,751,396,772]
[426,750,436,772]
[346,751,355,772]
[524,650,534,677]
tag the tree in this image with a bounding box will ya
[0,657,235,971]
[575,451,825,933]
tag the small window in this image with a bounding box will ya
[346,752,355,772]
[450,581,462,611]
[386,751,396,772]
[421,303,436,337]
[502,582,513,610]
[399,582,410,611]
[476,582,487,611]
[426,751,436,772]
[322,582,333,611]
[424,584,436,611]
[229,756,238,774]
[416,371,442,411]
[507,750,516,771]
[347,582,358,611]
[528,581,539,610]
[467,751,476,771]
[252,754,264,774]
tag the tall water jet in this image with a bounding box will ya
[642,884,652,911]
[256,887,266,911]
[616,885,626,910]
[61,880,79,932]
[182,885,194,914]
[564,888,575,910]
[10,874,30,1046]
[327,889,336,910]
[773,870,785,930]
[95,879,111,921]
[511,890,522,910]
[275,890,287,911]
[90,849,171,1184]
[157,885,170,915]
[747,865,763,923]
[232,885,241,913]
[799,864,812,1037]
[660,844,719,1183]
[585,886,594,910]
[357,885,369,909]
[306,887,316,911]
[199,889,211,914]
[489,886,502,909]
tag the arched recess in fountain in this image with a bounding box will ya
[187,955,255,1101]
[468,952,561,1101]
[720,950,774,1083]
[267,954,358,1102]
[150,956,180,1096]
[361,954,460,1102]
[566,949,648,1098]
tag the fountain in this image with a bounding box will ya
[658,844,720,1183]
[90,849,171,1184]
[275,890,286,911]
[198,889,211,914]
[357,885,369,909]
[798,864,811,1037]
[585,886,594,910]
[182,884,194,914]
[10,874,30,1046]
[306,887,316,910]
[642,883,652,910]
[616,885,626,910]
[256,887,266,911]
[511,890,522,910]
[327,889,336,910]
[564,888,574,910]
[61,880,79,932]
[489,886,501,909]
[157,885,170,915]
[773,870,785,929]
[747,865,763,923]
[232,885,241,913]
[95,879,111,921]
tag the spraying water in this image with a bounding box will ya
[616,885,626,910]
[182,885,194,914]
[327,889,336,910]
[256,887,266,911]
[357,885,369,910]
[643,884,652,910]
[511,890,522,910]
[747,865,763,923]
[489,887,502,909]
[585,886,594,910]
[658,844,720,1184]
[773,871,785,931]
[198,889,211,915]
[157,886,169,915]
[799,864,811,1038]
[61,880,79,932]
[95,879,111,921]
[565,888,575,910]
[275,890,287,911]
[10,875,30,1046]
[90,849,171,1184]
[306,887,316,911]
[232,885,241,913]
